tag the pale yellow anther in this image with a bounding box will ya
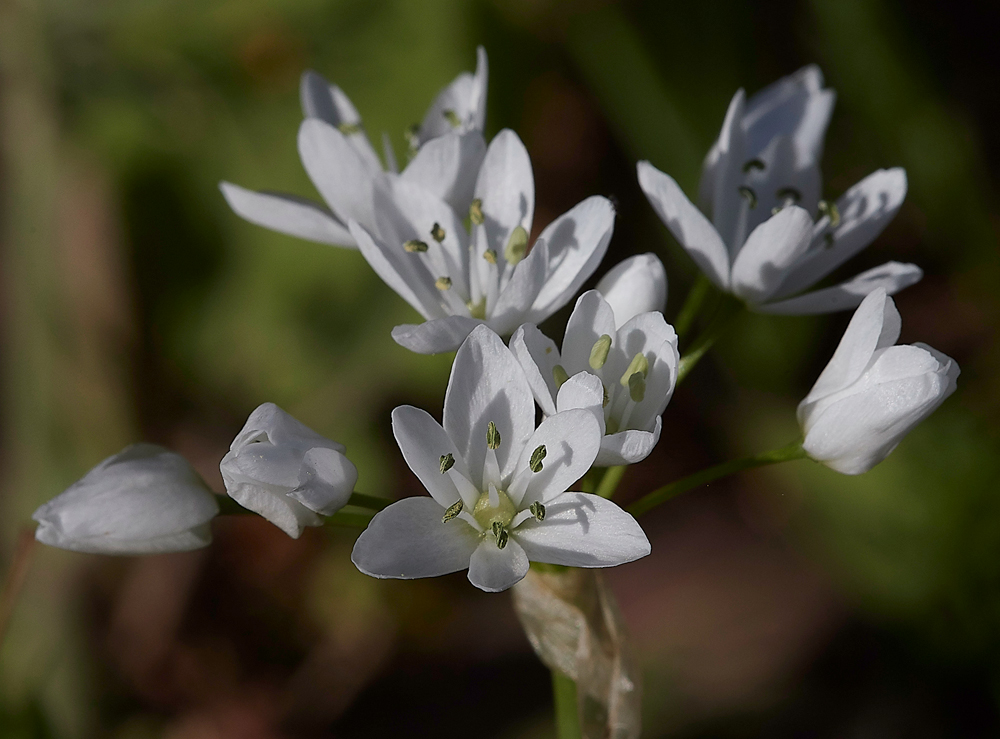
[469,198,484,225]
[430,223,446,243]
[628,372,646,403]
[619,352,649,388]
[404,240,428,253]
[589,334,613,370]
[435,277,452,291]
[483,248,497,264]
[443,109,462,128]
[552,364,569,389]
[504,226,528,265]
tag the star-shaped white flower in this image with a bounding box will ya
[638,66,921,315]
[350,128,616,354]
[799,288,959,474]
[511,287,678,467]
[220,47,489,249]
[351,325,650,592]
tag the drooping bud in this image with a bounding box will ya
[529,501,546,521]
[628,373,646,403]
[483,248,497,264]
[552,364,569,389]
[619,352,649,388]
[504,225,529,265]
[589,334,613,370]
[430,223,446,242]
[818,199,841,228]
[439,453,456,474]
[338,122,363,136]
[441,500,464,523]
[435,276,452,291]
[486,421,501,450]
[404,239,429,253]
[529,445,547,473]
[442,109,462,128]
[492,521,509,549]
[738,186,757,209]
[469,198,485,225]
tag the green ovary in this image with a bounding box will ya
[473,488,516,531]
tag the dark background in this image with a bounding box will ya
[0,0,998,736]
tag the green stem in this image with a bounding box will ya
[676,297,741,385]
[627,440,807,518]
[348,492,392,511]
[216,491,390,524]
[552,670,581,739]
[674,274,712,339]
[594,465,626,500]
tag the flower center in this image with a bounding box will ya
[473,487,516,531]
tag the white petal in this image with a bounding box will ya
[222,459,322,538]
[400,131,487,213]
[391,316,485,355]
[298,72,383,172]
[740,135,822,236]
[711,89,749,252]
[489,239,549,335]
[234,402,345,453]
[444,325,535,488]
[467,537,529,592]
[594,419,661,467]
[32,444,218,555]
[774,168,908,297]
[417,46,487,144]
[596,253,667,328]
[760,261,921,316]
[509,324,559,417]
[798,288,899,422]
[637,161,730,288]
[514,409,602,507]
[730,205,814,304]
[286,447,357,515]
[382,131,399,174]
[528,196,616,322]
[513,492,650,567]
[555,372,605,420]
[352,497,481,579]
[219,183,355,247]
[473,129,535,259]
[560,291,618,376]
[391,405,472,508]
[349,219,444,321]
[298,119,380,233]
[470,45,489,132]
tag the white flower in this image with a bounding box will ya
[351,325,650,593]
[511,290,679,467]
[595,253,667,328]
[219,47,489,249]
[221,403,358,538]
[638,66,921,315]
[32,444,219,555]
[799,288,959,474]
[351,129,616,354]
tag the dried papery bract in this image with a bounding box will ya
[513,568,641,739]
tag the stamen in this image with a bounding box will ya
[466,298,487,320]
[824,232,835,248]
[553,364,569,389]
[529,445,547,473]
[504,225,528,265]
[628,373,646,403]
[589,334,613,370]
[603,384,609,408]
[439,453,455,474]
[441,500,464,522]
[619,352,649,387]
[404,239,428,253]
[776,186,801,203]
[738,186,757,209]
[487,421,501,450]
[483,248,497,264]
[530,501,546,521]
[818,199,841,228]
[469,199,484,225]
[492,521,509,549]
[442,109,462,128]
[430,223,446,243]
[338,122,363,135]
[404,123,420,155]
[435,276,452,291]
[742,158,766,173]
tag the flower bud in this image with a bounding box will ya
[221,403,358,538]
[798,289,959,474]
[596,253,667,328]
[32,444,219,555]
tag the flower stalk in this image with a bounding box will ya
[627,440,807,517]
[553,670,582,739]
[676,296,741,385]
[673,273,712,339]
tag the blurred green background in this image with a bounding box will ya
[0,0,997,736]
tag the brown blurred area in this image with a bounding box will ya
[1,0,999,737]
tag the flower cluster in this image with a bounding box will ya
[32,52,957,608]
